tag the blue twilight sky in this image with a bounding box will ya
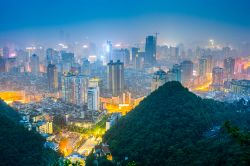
[0,0,250,45]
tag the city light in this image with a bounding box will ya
[0,1,250,165]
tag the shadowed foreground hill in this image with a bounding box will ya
[103,81,250,166]
[0,100,59,166]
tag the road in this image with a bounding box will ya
[77,137,99,156]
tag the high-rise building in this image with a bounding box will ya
[205,55,213,73]
[145,35,156,64]
[111,49,129,65]
[87,86,100,111]
[106,41,112,63]
[171,64,182,82]
[224,57,235,77]
[46,48,59,65]
[223,47,231,58]
[198,58,207,77]
[81,59,90,76]
[212,67,224,90]
[3,47,9,59]
[131,47,139,66]
[75,75,89,106]
[5,58,17,72]
[151,69,167,92]
[180,60,193,84]
[135,52,145,70]
[62,73,75,104]
[62,73,88,106]
[107,60,124,96]
[0,57,6,72]
[47,64,58,92]
[30,54,40,75]
[61,52,74,64]
[169,46,180,60]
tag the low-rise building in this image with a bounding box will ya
[231,79,250,95]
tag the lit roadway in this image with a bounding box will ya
[192,80,212,92]
[77,137,99,156]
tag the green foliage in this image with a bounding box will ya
[85,154,114,166]
[54,158,83,166]
[0,100,59,166]
[103,81,250,166]
[223,121,250,165]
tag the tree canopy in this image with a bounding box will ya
[0,99,59,166]
[103,81,250,166]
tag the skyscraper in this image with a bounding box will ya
[131,47,139,66]
[46,48,58,65]
[198,58,207,77]
[145,35,156,64]
[212,67,224,90]
[3,47,9,59]
[87,86,100,111]
[106,41,112,63]
[135,52,145,70]
[30,54,40,75]
[107,60,124,96]
[0,57,6,72]
[151,69,167,92]
[172,64,182,82]
[75,75,89,106]
[61,52,74,64]
[47,64,58,92]
[169,46,180,61]
[62,73,88,106]
[180,60,193,84]
[112,49,130,66]
[82,59,91,76]
[224,57,235,77]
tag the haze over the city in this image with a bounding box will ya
[1,0,250,46]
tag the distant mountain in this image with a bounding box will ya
[0,99,59,166]
[103,81,250,166]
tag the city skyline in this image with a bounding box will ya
[1,1,250,165]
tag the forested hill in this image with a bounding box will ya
[0,99,59,166]
[104,81,250,166]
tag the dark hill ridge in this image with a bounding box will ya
[0,99,59,166]
[104,81,250,166]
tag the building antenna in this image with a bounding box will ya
[155,32,160,44]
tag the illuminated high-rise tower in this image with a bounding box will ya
[87,86,100,111]
[106,41,112,63]
[145,35,156,64]
[180,60,193,84]
[131,47,139,67]
[47,64,58,92]
[224,57,235,77]
[198,58,207,77]
[62,73,88,106]
[107,60,124,96]
[212,67,224,90]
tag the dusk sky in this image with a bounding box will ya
[1,0,250,45]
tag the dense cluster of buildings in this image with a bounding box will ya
[1,36,250,162]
